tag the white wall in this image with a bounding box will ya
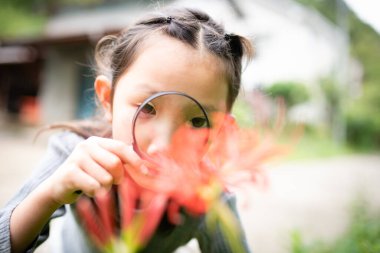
[173,0,348,88]
[39,47,80,123]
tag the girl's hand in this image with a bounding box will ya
[42,136,142,205]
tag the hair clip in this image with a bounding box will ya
[166,16,173,23]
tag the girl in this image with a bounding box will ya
[0,7,253,253]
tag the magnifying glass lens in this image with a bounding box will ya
[132,92,210,165]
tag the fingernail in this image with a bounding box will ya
[140,164,150,175]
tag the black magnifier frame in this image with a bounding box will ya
[131,91,211,163]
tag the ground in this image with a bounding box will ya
[1,126,379,253]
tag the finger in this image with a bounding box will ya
[78,155,114,189]
[86,143,124,184]
[92,137,143,167]
[70,168,101,198]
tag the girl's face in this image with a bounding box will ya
[96,35,228,156]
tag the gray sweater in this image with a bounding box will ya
[0,132,251,253]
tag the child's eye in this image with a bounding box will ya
[190,117,208,128]
[140,103,156,116]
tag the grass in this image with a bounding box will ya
[284,130,355,161]
[290,198,380,253]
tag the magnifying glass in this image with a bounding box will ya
[132,91,211,165]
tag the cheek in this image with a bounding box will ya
[111,105,135,145]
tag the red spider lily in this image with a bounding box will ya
[126,127,218,220]
[118,176,167,251]
[76,176,168,253]
[76,189,117,251]
[77,112,286,252]
[206,113,284,191]
[127,112,285,220]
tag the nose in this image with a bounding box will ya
[145,121,176,156]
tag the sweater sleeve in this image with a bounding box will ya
[0,132,83,253]
[196,193,252,253]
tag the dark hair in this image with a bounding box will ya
[47,7,254,138]
[97,7,253,108]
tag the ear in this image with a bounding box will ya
[95,75,112,121]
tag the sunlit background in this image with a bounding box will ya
[0,0,379,252]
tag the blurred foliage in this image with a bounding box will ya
[232,97,255,128]
[345,83,380,150]
[233,95,352,160]
[1,1,44,38]
[0,0,114,38]
[290,198,380,253]
[263,81,310,108]
[0,3,46,38]
[295,0,380,150]
[284,125,354,160]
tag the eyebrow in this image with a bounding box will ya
[133,83,159,96]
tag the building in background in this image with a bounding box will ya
[0,0,360,125]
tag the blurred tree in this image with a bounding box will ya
[345,83,380,149]
[0,0,124,38]
[0,0,46,38]
[264,81,309,108]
